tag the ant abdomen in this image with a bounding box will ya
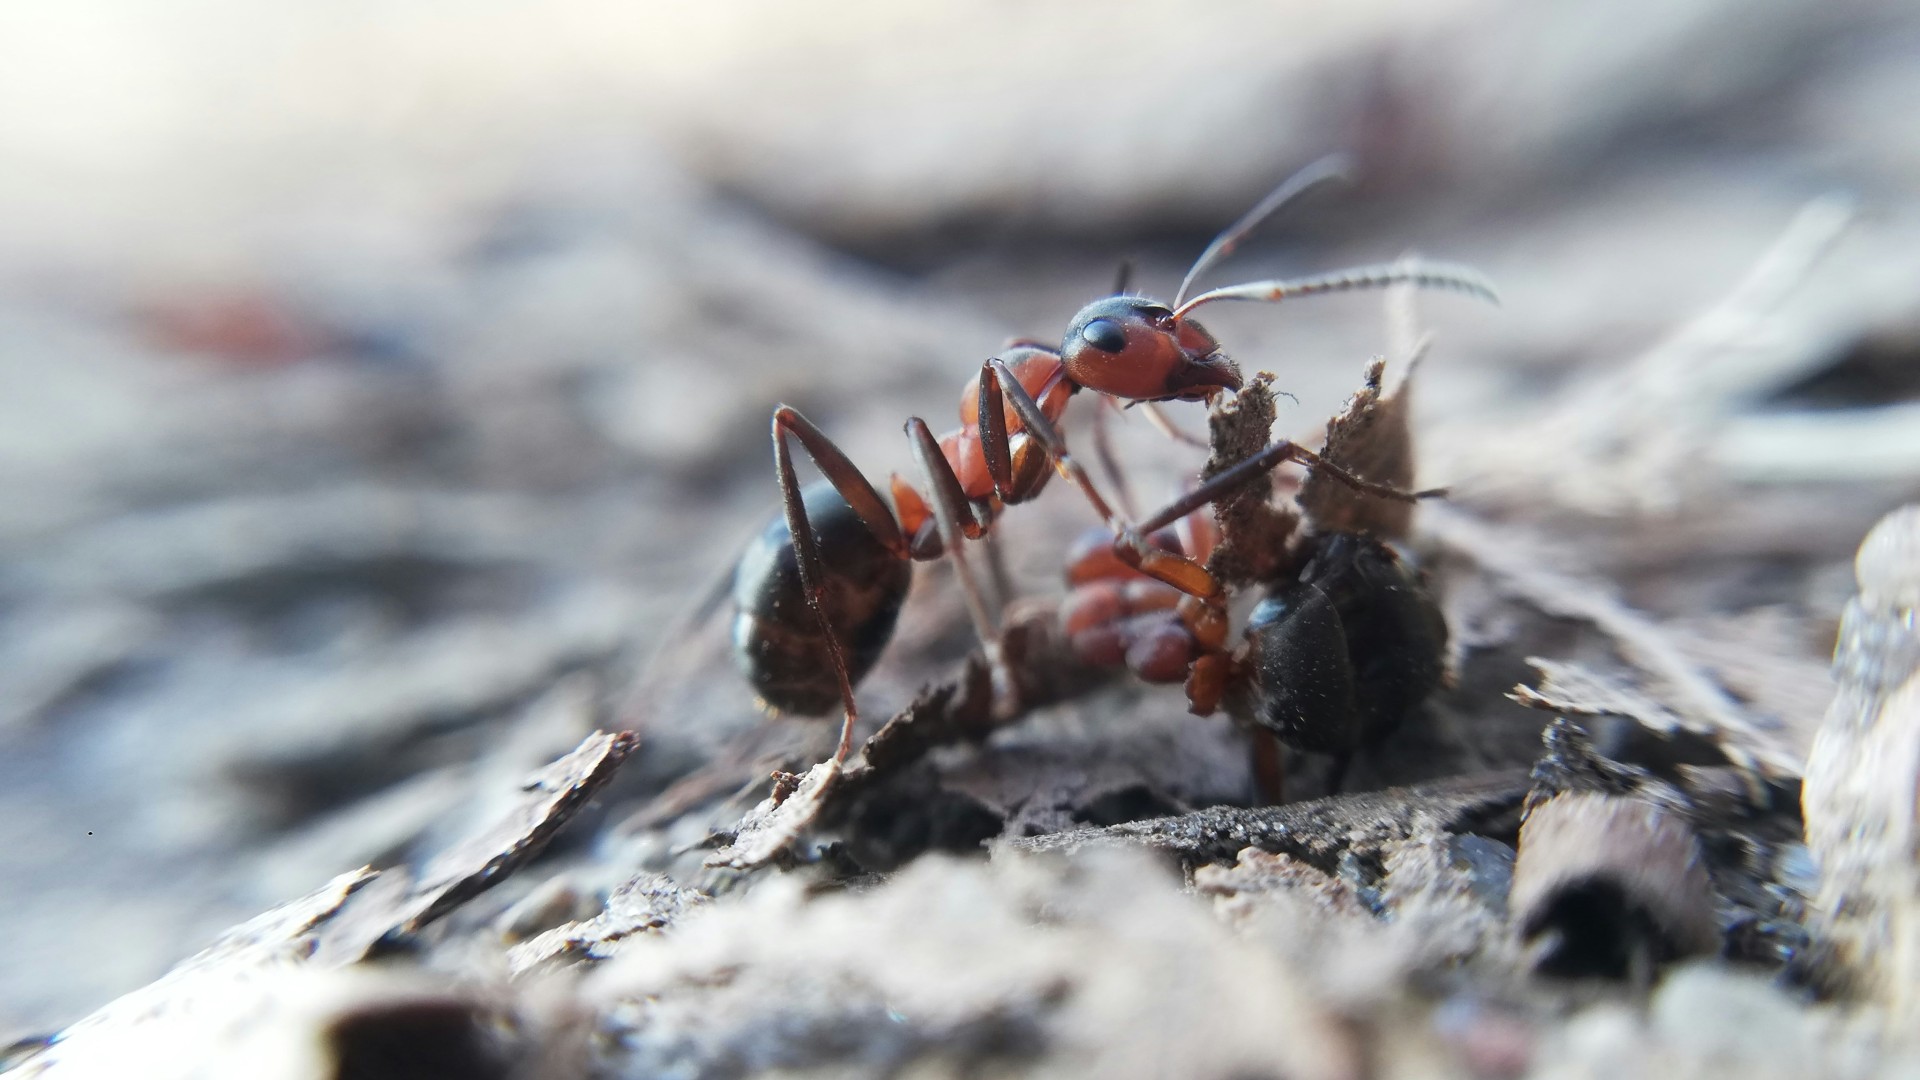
[1245,533,1447,756]
[731,481,913,715]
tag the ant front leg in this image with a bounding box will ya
[1132,438,1442,542]
[975,357,1167,572]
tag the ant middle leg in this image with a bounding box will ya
[904,417,1002,659]
[1137,400,1210,449]
[1088,394,1138,520]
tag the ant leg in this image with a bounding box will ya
[1089,394,1138,520]
[1283,442,1448,501]
[1137,401,1209,448]
[905,417,1002,661]
[772,406,911,560]
[1251,729,1288,805]
[771,405,912,763]
[980,357,1221,599]
[1134,439,1443,539]
[978,357,1122,528]
[1325,752,1354,796]
[979,530,1016,625]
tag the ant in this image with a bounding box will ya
[1059,418,1450,794]
[731,157,1494,770]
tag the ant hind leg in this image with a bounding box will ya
[770,405,912,763]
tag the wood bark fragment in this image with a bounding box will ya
[844,654,995,785]
[1802,504,1920,1025]
[1014,770,1529,868]
[507,872,709,975]
[1201,375,1297,588]
[703,757,841,870]
[315,729,639,961]
[1510,791,1719,979]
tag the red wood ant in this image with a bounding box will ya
[731,159,1493,768]
[1061,504,1449,791]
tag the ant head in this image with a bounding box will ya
[1056,158,1497,407]
[1060,296,1242,404]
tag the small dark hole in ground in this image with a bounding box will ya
[1526,880,1669,980]
[845,785,1005,871]
[329,1001,509,1080]
[1072,784,1184,827]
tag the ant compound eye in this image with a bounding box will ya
[1081,318,1128,354]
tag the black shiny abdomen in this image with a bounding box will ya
[731,481,912,715]
[1245,533,1447,755]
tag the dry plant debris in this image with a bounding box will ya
[313,729,639,962]
[1299,355,1420,540]
[1431,197,1859,515]
[18,302,1904,1078]
[1424,503,1800,782]
[13,21,1920,1066]
[1802,505,1920,1023]
[701,757,842,871]
[1018,770,1528,867]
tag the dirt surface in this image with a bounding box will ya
[4,2,1920,1076]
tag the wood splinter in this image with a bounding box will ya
[1510,790,1719,982]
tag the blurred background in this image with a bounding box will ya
[3,0,1919,1035]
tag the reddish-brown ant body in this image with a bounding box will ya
[731,158,1493,765]
[1061,509,1449,790]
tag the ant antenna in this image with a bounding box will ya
[1110,259,1135,297]
[1173,153,1354,310]
[1171,259,1499,320]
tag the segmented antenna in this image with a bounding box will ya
[1172,153,1354,310]
[1171,260,1499,320]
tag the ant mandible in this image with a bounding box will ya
[731,157,1495,767]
